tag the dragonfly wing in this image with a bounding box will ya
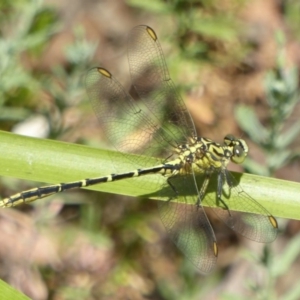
[128,25,197,145]
[86,67,169,168]
[158,174,218,274]
[86,26,196,165]
[204,172,278,243]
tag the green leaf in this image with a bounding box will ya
[275,122,300,149]
[127,0,169,13]
[242,158,270,177]
[280,280,300,300]
[235,105,268,144]
[193,16,237,41]
[0,131,300,220]
[271,233,300,277]
[0,279,30,300]
[267,150,291,170]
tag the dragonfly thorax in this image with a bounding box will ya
[176,135,248,173]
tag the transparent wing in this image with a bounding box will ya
[128,25,196,145]
[158,173,217,274]
[86,67,168,168]
[86,25,197,162]
[203,171,278,243]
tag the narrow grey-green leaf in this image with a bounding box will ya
[0,131,300,219]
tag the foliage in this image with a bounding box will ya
[235,31,300,300]
[1,0,300,299]
[235,31,300,176]
[0,279,30,300]
[0,0,96,137]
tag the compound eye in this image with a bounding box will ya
[224,134,236,146]
[231,145,247,164]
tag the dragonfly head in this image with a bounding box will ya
[224,134,248,164]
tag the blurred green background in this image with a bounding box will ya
[1,0,300,299]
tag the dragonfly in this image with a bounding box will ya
[0,25,278,274]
